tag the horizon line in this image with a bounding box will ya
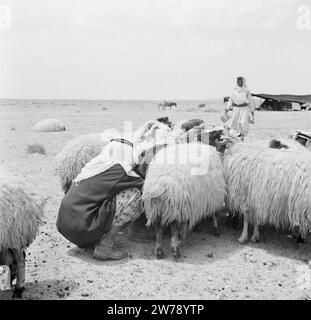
[0,97,224,101]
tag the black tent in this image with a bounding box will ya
[252,93,311,111]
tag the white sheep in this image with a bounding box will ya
[0,172,45,298]
[253,138,307,152]
[142,142,226,260]
[55,133,109,193]
[55,120,173,194]
[34,119,66,132]
[223,142,311,244]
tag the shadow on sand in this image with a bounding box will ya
[66,211,311,268]
[0,279,79,300]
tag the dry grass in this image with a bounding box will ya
[26,143,46,155]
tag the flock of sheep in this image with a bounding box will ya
[1,116,311,298]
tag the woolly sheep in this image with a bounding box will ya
[55,133,109,193]
[0,173,45,298]
[223,142,311,244]
[34,119,66,132]
[55,120,172,193]
[142,143,226,260]
[253,138,307,152]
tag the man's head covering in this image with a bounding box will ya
[235,76,250,93]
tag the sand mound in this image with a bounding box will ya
[35,119,66,132]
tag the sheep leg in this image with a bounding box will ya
[212,214,221,237]
[154,222,165,259]
[11,249,26,299]
[170,222,182,261]
[238,214,249,244]
[251,220,260,243]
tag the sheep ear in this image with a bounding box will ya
[216,139,227,146]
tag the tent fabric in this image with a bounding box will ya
[252,93,311,104]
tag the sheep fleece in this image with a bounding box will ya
[55,133,108,192]
[224,143,311,235]
[0,179,44,250]
[142,143,226,229]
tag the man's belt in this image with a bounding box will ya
[233,103,248,107]
[110,138,133,148]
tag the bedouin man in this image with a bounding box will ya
[56,120,162,260]
[225,76,255,141]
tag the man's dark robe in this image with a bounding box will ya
[56,164,144,248]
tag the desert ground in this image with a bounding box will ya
[0,99,311,300]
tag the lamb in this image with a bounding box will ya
[142,142,226,260]
[55,133,109,193]
[222,141,311,244]
[0,172,45,298]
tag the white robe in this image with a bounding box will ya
[226,81,255,137]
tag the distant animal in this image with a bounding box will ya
[198,104,206,109]
[158,101,177,111]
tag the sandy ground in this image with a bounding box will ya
[0,100,311,300]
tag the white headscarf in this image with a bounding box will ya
[73,140,140,184]
[231,77,250,105]
[234,77,250,93]
[73,120,171,184]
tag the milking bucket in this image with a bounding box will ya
[0,265,11,290]
[220,111,231,123]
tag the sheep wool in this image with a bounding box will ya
[55,133,109,193]
[252,138,307,152]
[224,143,311,236]
[35,119,66,132]
[142,143,226,229]
[0,175,45,250]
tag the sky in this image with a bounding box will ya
[0,0,310,99]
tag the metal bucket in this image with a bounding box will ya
[0,265,11,291]
[127,214,155,243]
[220,112,231,123]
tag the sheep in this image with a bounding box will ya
[34,119,66,132]
[0,173,45,298]
[222,141,311,244]
[253,138,307,152]
[55,133,109,193]
[55,120,173,194]
[180,119,205,132]
[142,142,226,260]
